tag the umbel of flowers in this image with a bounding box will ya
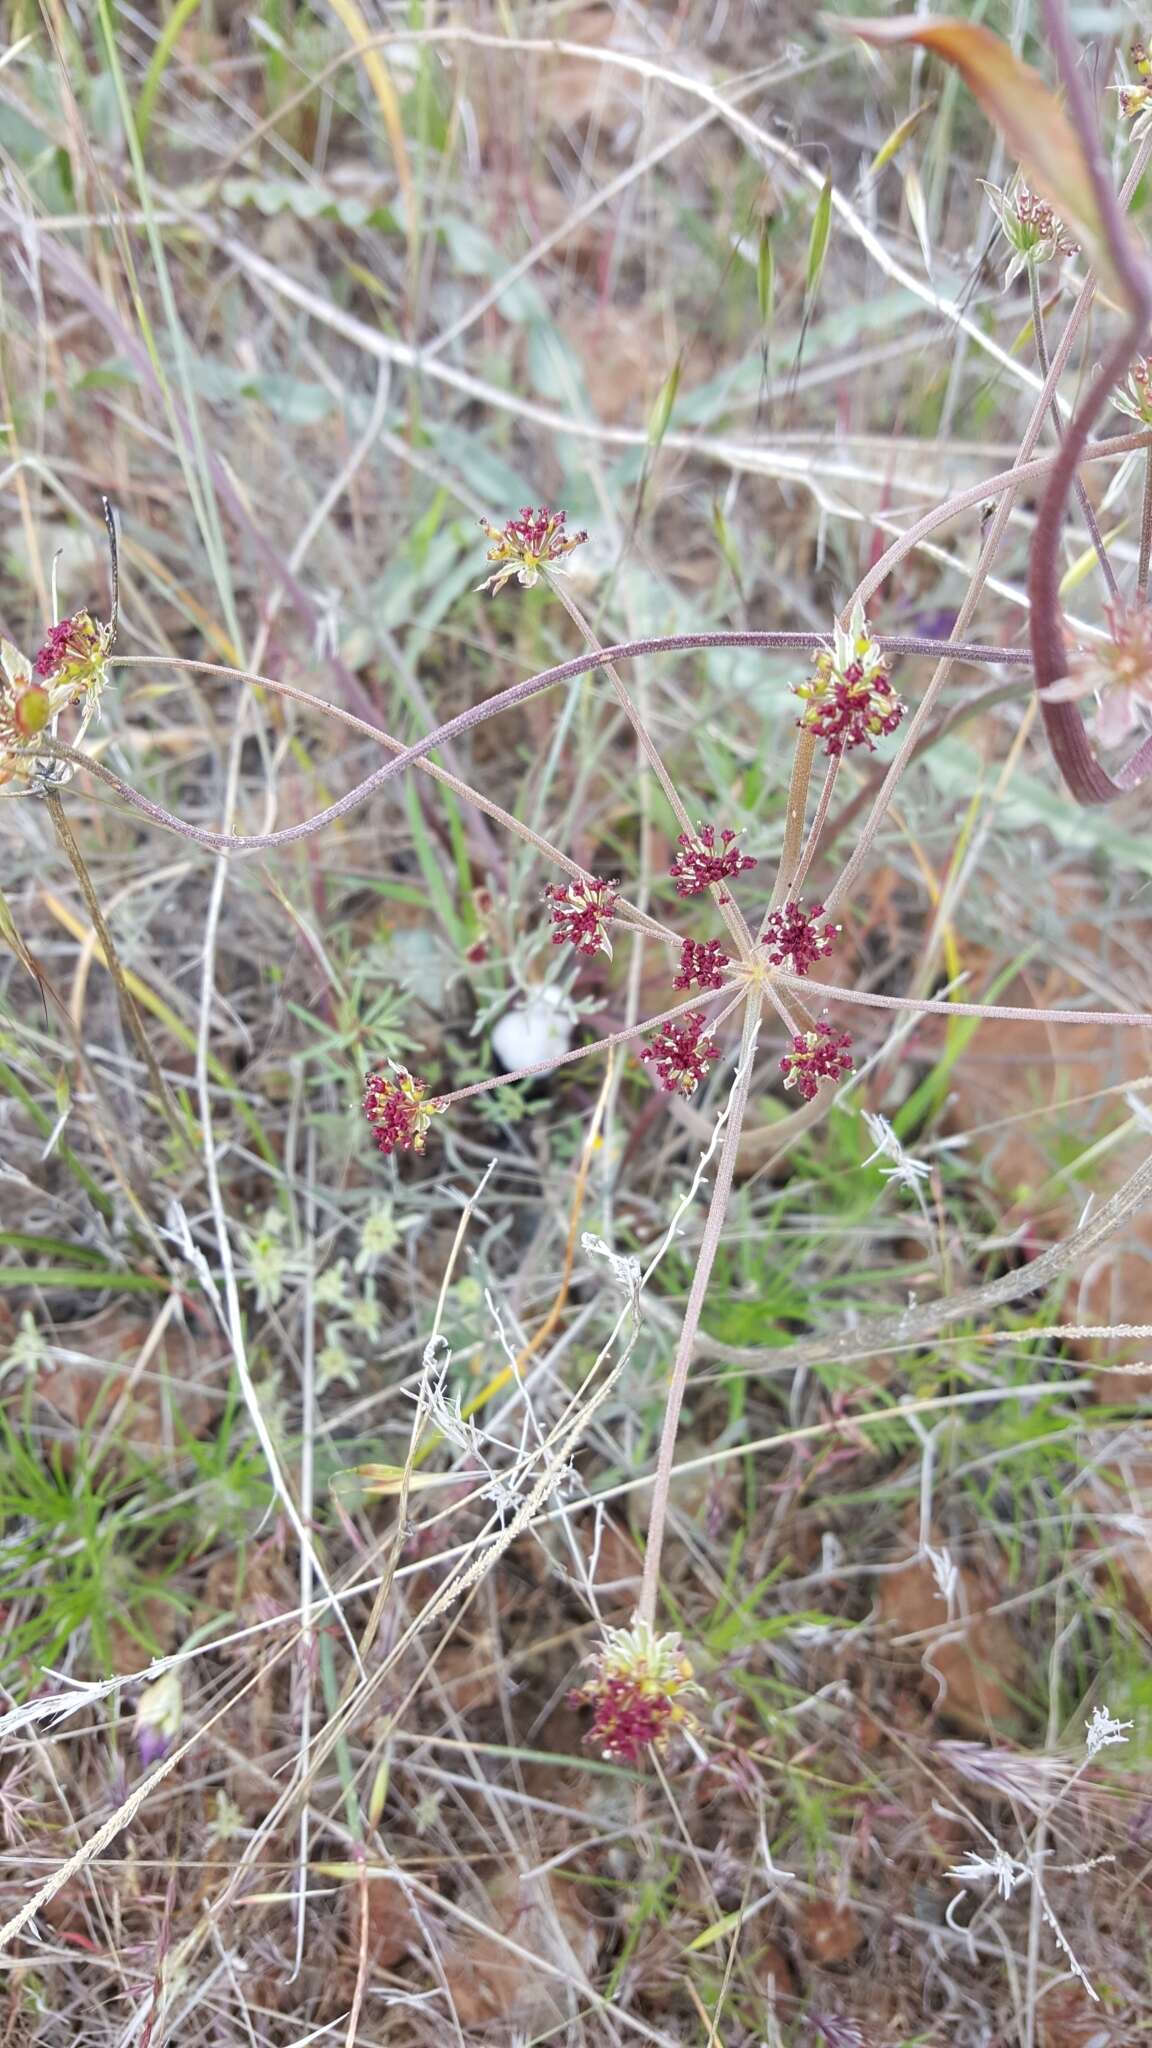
[569,1618,702,1765]
[640,1012,721,1097]
[0,610,114,798]
[780,1017,855,1101]
[547,875,618,957]
[477,506,588,595]
[669,823,756,898]
[362,1066,441,1155]
[762,899,840,976]
[792,604,905,757]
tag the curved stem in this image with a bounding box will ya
[1028,260,1118,601]
[1027,0,1152,804]
[637,995,761,1627]
[41,623,1040,861]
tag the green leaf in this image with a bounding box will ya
[805,176,834,297]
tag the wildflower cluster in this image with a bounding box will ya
[477,505,588,595]
[34,610,114,694]
[0,615,112,798]
[547,875,617,957]
[780,1017,855,1101]
[762,898,840,976]
[669,824,757,899]
[982,179,1079,284]
[362,1065,441,1155]
[1118,36,1152,133]
[793,608,905,758]
[674,937,730,990]
[570,1619,701,1765]
[1112,354,1152,429]
[1046,599,1152,746]
[641,1011,720,1096]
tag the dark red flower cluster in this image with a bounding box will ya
[779,1018,854,1101]
[674,937,730,991]
[795,659,905,756]
[362,1066,438,1155]
[572,1675,681,1764]
[641,1011,720,1096]
[547,876,617,957]
[569,1620,700,1766]
[33,612,104,682]
[478,506,589,593]
[761,899,841,976]
[669,825,756,899]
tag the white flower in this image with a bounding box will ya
[1085,1704,1133,1757]
[861,1112,932,1193]
[947,1845,1029,1900]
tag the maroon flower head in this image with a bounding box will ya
[547,875,617,957]
[779,1017,854,1102]
[669,824,757,899]
[33,611,106,685]
[793,608,905,758]
[569,1620,701,1767]
[478,506,589,595]
[641,1011,720,1096]
[762,899,841,976]
[674,937,731,991]
[363,1065,439,1155]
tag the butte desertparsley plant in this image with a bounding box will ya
[570,1619,702,1765]
[982,178,1079,284]
[674,937,731,990]
[363,1065,442,1156]
[477,505,589,595]
[640,1012,721,1097]
[792,604,906,756]
[1117,34,1152,134]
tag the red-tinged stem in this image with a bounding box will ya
[41,629,1033,860]
[1029,0,1152,805]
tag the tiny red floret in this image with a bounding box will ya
[762,899,841,976]
[674,937,731,991]
[641,1011,720,1096]
[779,1017,855,1102]
[669,824,757,899]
